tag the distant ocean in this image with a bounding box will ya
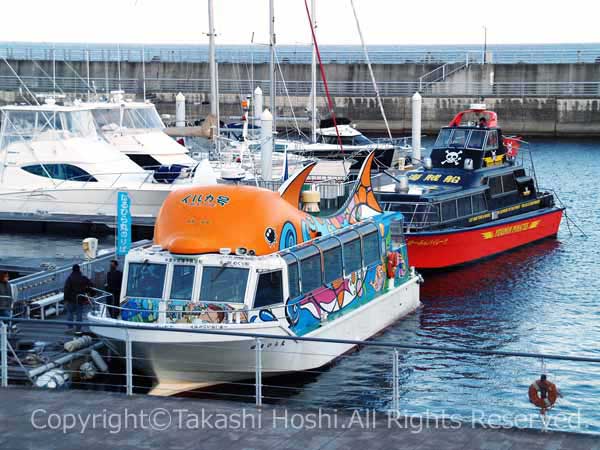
[1,42,599,64]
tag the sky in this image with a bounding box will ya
[0,0,598,46]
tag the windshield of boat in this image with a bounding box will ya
[126,263,166,299]
[92,106,164,131]
[0,109,98,149]
[199,266,249,304]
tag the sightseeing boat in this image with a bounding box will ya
[88,152,421,395]
[375,105,564,269]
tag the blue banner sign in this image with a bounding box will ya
[116,191,132,256]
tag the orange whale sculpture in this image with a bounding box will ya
[154,152,382,255]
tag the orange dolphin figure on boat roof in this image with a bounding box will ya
[153,152,383,256]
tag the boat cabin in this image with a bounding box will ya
[115,213,410,335]
[376,107,556,230]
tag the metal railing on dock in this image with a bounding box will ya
[1,316,599,433]
[2,45,600,64]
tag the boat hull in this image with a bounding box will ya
[406,207,563,269]
[90,278,420,395]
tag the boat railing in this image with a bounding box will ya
[89,294,287,326]
[382,201,440,230]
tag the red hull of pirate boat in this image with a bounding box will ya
[406,208,563,269]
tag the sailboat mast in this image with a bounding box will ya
[311,0,317,143]
[269,0,276,131]
[208,0,218,118]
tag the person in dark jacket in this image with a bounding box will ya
[64,264,92,332]
[106,260,123,319]
[0,272,13,331]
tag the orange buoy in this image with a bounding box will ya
[528,376,560,414]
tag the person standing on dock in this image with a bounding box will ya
[106,260,123,319]
[64,265,92,333]
[0,272,13,332]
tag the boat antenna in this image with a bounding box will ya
[117,43,122,92]
[52,43,56,99]
[303,0,345,158]
[349,0,393,141]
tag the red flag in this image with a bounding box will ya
[503,136,521,157]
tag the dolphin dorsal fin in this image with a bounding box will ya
[279,161,318,208]
[328,151,382,222]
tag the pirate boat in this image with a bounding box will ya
[375,105,564,269]
[88,152,421,395]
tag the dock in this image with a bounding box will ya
[0,387,597,449]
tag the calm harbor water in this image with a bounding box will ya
[1,138,598,433]
[261,138,600,433]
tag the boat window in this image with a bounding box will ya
[322,244,343,284]
[254,271,284,308]
[21,164,97,182]
[433,128,452,148]
[282,254,301,299]
[353,134,373,146]
[502,174,517,193]
[457,197,472,217]
[170,265,196,301]
[298,246,322,293]
[91,108,121,130]
[126,263,166,299]
[123,107,164,129]
[484,130,499,150]
[449,129,469,148]
[472,193,487,213]
[442,200,458,221]
[467,130,486,149]
[61,111,98,139]
[362,232,381,267]
[339,231,362,273]
[200,267,248,303]
[488,176,503,196]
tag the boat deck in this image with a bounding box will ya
[0,387,596,450]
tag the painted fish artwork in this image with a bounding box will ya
[153,153,382,256]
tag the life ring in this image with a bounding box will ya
[528,380,558,411]
[386,251,399,279]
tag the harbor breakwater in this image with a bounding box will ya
[1,59,599,136]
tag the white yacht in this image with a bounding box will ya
[277,118,403,171]
[0,101,216,224]
[87,97,199,174]
[89,153,421,395]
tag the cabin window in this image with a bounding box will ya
[126,263,166,299]
[434,128,452,148]
[22,164,97,182]
[340,231,362,274]
[284,259,301,299]
[488,176,503,196]
[199,267,248,303]
[467,130,486,149]
[322,244,343,284]
[353,134,373,145]
[362,232,381,267]
[502,174,517,193]
[441,200,458,221]
[472,193,487,213]
[254,271,284,308]
[484,130,499,150]
[170,265,195,301]
[449,129,469,148]
[299,250,323,293]
[457,197,472,217]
